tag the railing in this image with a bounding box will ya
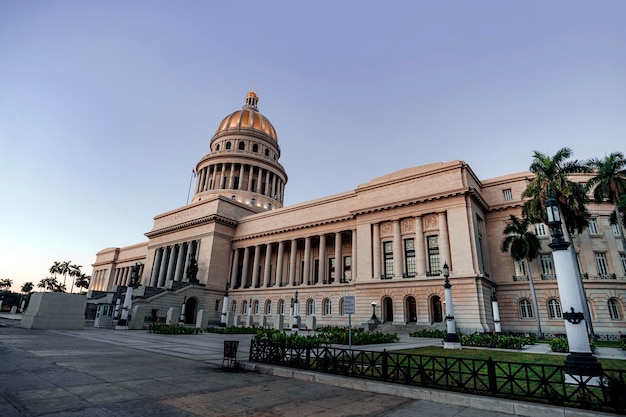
[513,275,529,281]
[541,273,557,280]
[249,340,626,414]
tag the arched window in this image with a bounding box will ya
[547,299,562,319]
[253,300,259,314]
[231,300,237,313]
[307,299,315,315]
[225,141,232,150]
[609,298,622,320]
[323,299,332,315]
[252,143,259,153]
[339,298,345,315]
[264,148,270,157]
[265,300,272,314]
[278,299,285,315]
[242,300,247,314]
[238,141,245,150]
[519,299,533,319]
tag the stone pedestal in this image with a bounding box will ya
[260,315,268,328]
[128,305,149,330]
[20,293,87,330]
[166,307,180,324]
[196,309,210,328]
[245,314,254,327]
[225,311,236,327]
[273,314,284,330]
[305,315,317,330]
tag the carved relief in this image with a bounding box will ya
[401,219,414,233]
[380,222,393,236]
[423,214,439,231]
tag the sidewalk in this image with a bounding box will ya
[1,315,623,417]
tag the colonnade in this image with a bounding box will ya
[112,264,144,287]
[195,162,285,202]
[90,269,109,291]
[230,230,357,289]
[148,240,200,288]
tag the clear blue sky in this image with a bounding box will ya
[1,1,625,292]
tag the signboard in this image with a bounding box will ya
[344,295,355,315]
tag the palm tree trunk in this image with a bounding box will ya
[525,259,542,337]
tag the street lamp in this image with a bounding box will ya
[369,301,380,324]
[443,263,461,349]
[545,197,602,381]
[220,282,229,326]
[491,287,501,333]
[292,291,300,331]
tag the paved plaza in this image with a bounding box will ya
[0,315,622,417]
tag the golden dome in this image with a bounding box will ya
[214,91,278,142]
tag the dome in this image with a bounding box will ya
[214,91,278,142]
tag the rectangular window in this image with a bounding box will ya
[502,188,513,201]
[404,238,416,277]
[534,223,547,237]
[588,218,599,234]
[342,256,351,283]
[612,223,621,236]
[513,260,528,281]
[609,300,621,320]
[383,241,394,279]
[520,300,533,318]
[328,258,335,284]
[540,254,556,280]
[313,259,319,285]
[427,236,440,275]
[621,253,626,275]
[595,252,610,278]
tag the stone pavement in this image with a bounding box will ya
[0,316,622,417]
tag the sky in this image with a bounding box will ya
[1,1,625,293]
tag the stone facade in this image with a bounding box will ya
[90,92,626,337]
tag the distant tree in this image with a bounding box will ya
[501,215,542,337]
[38,277,64,292]
[49,261,61,279]
[37,278,47,292]
[586,151,626,252]
[51,261,81,293]
[21,282,34,294]
[0,278,13,291]
[74,274,91,293]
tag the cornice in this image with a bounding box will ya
[145,214,238,238]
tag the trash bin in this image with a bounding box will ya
[222,340,239,368]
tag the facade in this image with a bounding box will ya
[90,91,626,338]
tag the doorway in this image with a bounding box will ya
[405,296,417,323]
[431,296,443,323]
[383,297,393,322]
[184,297,198,324]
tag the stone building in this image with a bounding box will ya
[89,91,625,338]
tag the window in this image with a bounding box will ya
[323,299,331,315]
[342,256,351,283]
[307,299,315,315]
[540,254,556,280]
[339,298,345,316]
[513,260,528,281]
[242,300,248,314]
[548,299,562,319]
[534,223,547,237]
[383,241,394,278]
[427,235,440,275]
[278,299,285,315]
[253,300,259,314]
[264,148,270,157]
[519,299,533,318]
[595,252,610,278]
[588,218,599,234]
[329,258,335,284]
[265,300,272,314]
[503,188,513,201]
[238,141,245,150]
[252,143,259,153]
[404,238,416,277]
[608,298,622,320]
[225,141,232,150]
[612,223,622,236]
[621,253,626,275]
[231,300,237,313]
[216,144,221,151]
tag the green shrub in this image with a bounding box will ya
[148,323,202,334]
[204,326,259,334]
[409,329,446,339]
[549,337,598,353]
[621,338,626,351]
[458,332,530,350]
[252,327,399,347]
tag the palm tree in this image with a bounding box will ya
[522,147,594,336]
[501,215,543,337]
[74,274,91,293]
[68,264,82,294]
[20,282,34,294]
[0,278,12,291]
[37,279,48,292]
[49,261,61,280]
[586,151,626,254]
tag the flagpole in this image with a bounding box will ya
[186,169,196,205]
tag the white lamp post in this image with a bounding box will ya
[220,282,229,326]
[491,287,501,333]
[443,263,461,349]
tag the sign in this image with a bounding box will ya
[344,295,355,315]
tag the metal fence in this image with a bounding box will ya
[249,340,626,414]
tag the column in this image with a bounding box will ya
[303,237,311,285]
[247,166,254,192]
[439,211,450,268]
[241,247,251,287]
[289,239,297,286]
[174,243,186,282]
[265,170,271,196]
[157,246,171,287]
[351,229,357,282]
[165,244,179,286]
[271,174,277,199]
[256,168,263,193]
[335,232,342,284]
[251,245,261,287]
[263,243,273,287]
[393,220,403,278]
[373,224,381,279]
[415,216,426,276]
[230,248,240,287]
[238,164,245,190]
[276,241,285,286]
[217,164,224,189]
[149,248,163,287]
[228,163,235,189]
[318,234,326,284]
[211,164,217,190]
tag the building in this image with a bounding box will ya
[89,91,625,338]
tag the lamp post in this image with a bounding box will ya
[292,291,300,332]
[545,197,602,381]
[491,287,501,334]
[443,263,461,349]
[220,282,229,326]
[369,301,380,324]
[179,295,187,323]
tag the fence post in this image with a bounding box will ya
[487,357,497,395]
[306,346,311,370]
[382,349,389,381]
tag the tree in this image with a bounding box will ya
[586,151,626,254]
[501,215,543,337]
[52,261,82,293]
[21,282,34,294]
[38,277,64,293]
[0,278,13,291]
[49,261,61,279]
[74,274,91,293]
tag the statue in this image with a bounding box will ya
[186,255,199,284]
[130,262,142,287]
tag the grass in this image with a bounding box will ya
[395,345,626,371]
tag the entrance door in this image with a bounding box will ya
[184,297,198,324]
[406,296,417,322]
[431,296,443,323]
[383,297,393,322]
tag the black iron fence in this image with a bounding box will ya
[249,340,626,414]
